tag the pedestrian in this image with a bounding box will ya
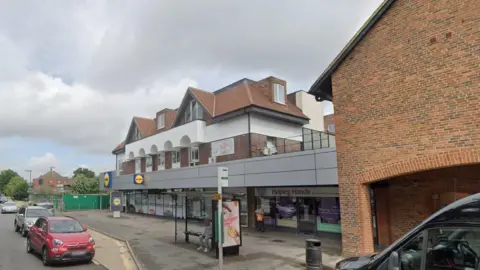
[197,219,212,252]
[255,207,265,232]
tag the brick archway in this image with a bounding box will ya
[358,148,480,184]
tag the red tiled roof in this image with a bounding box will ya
[190,78,308,119]
[133,117,156,137]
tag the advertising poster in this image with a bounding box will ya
[110,191,122,212]
[222,201,241,247]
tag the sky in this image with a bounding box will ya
[0,0,383,181]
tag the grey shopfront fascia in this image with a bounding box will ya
[101,148,338,191]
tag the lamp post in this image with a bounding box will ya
[25,169,32,185]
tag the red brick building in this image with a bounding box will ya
[309,0,480,256]
[33,171,72,193]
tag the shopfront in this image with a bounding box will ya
[122,187,249,227]
[255,186,341,234]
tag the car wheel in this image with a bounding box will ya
[26,238,33,253]
[14,222,19,232]
[21,226,28,237]
[42,247,51,266]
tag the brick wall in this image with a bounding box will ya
[374,165,480,244]
[180,148,189,167]
[165,152,172,169]
[123,160,135,175]
[199,143,211,164]
[330,0,480,256]
[141,158,146,172]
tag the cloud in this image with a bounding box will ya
[28,152,59,173]
[0,0,383,154]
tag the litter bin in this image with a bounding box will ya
[306,239,322,270]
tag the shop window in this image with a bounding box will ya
[256,196,277,226]
[135,159,141,173]
[157,152,165,170]
[146,156,153,172]
[172,151,180,169]
[189,146,200,166]
[276,197,297,228]
[316,197,341,233]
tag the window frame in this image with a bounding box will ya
[157,152,165,170]
[157,113,165,129]
[327,124,335,134]
[273,83,285,104]
[135,159,141,173]
[172,151,180,168]
[189,146,200,166]
[146,156,153,172]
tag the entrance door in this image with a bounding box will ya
[298,198,316,234]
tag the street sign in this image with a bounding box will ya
[56,184,64,193]
[219,167,229,187]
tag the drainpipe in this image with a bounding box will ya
[248,113,252,157]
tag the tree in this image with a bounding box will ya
[71,174,99,194]
[0,169,19,194]
[4,176,29,200]
[73,168,96,179]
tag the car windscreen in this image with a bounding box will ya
[4,202,16,206]
[49,220,84,233]
[26,209,52,217]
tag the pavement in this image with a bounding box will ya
[65,210,345,270]
[0,205,105,270]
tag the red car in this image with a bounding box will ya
[26,216,95,266]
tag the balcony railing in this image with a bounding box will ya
[250,128,335,157]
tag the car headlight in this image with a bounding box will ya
[89,237,95,244]
[52,239,63,246]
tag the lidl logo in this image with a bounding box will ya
[133,174,144,185]
[103,172,113,188]
[113,198,121,206]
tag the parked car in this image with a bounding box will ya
[26,216,95,266]
[15,206,53,236]
[335,193,480,270]
[0,195,8,203]
[36,202,55,216]
[1,201,18,213]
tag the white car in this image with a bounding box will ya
[1,202,18,213]
[15,206,52,237]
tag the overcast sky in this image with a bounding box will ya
[0,0,383,179]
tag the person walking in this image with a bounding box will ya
[255,207,265,232]
[198,219,212,252]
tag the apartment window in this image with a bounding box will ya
[146,156,153,172]
[132,127,142,141]
[328,124,335,134]
[184,100,204,122]
[189,147,200,166]
[157,113,165,129]
[135,159,141,173]
[263,137,278,155]
[273,83,285,104]
[157,152,165,170]
[172,151,180,169]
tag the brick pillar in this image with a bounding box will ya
[339,182,374,256]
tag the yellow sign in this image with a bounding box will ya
[103,173,110,187]
[213,193,222,200]
[113,198,121,206]
[134,174,144,185]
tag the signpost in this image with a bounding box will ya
[217,167,228,270]
[110,191,122,218]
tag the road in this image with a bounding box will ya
[0,206,106,270]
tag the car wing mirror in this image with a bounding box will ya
[37,228,43,233]
[82,225,88,231]
[388,251,401,270]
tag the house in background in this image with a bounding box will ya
[33,170,72,194]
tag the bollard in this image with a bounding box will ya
[306,239,322,270]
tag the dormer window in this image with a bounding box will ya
[273,83,285,104]
[157,113,165,129]
[184,100,204,123]
[132,126,142,142]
